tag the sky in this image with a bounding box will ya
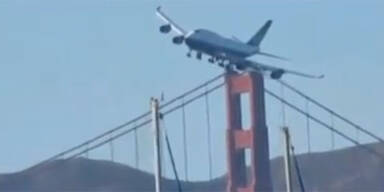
[0,0,384,181]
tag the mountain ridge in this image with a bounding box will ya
[1,142,384,191]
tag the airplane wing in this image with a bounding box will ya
[212,54,323,79]
[156,6,187,35]
[243,60,324,79]
[257,51,290,61]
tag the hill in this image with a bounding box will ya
[1,142,384,191]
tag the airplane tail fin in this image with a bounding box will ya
[247,20,272,47]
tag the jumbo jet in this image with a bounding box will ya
[156,7,323,79]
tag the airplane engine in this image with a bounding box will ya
[270,69,285,79]
[160,24,171,33]
[172,36,184,45]
[235,64,246,71]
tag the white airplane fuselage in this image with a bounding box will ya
[184,29,258,59]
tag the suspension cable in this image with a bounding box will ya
[305,99,311,153]
[161,117,183,192]
[30,111,151,169]
[330,113,335,149]
[280,81,287,126]
[159,73,224,110]
[162,82,225,116]
[30,73,225,172]
[204,85,213,180]
[134,122,139,169]
[291,146,306,192]
[26,73,225,179]
[265,88,384,160]
[181,98,189,181]
[278,80,384,143]
[109,134,114,162]
[157,81,225,181]
[30,119,152,176]
[85,142,89,158]
[66,119,151,160]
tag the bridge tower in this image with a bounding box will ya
[225,71,272,192]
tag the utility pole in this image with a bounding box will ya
[282,127,293,192]
[151,98,162,192]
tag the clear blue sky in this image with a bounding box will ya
[1,0,383,181]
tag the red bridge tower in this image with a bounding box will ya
[225,71,272,192]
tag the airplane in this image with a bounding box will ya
[156,6,323,79]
